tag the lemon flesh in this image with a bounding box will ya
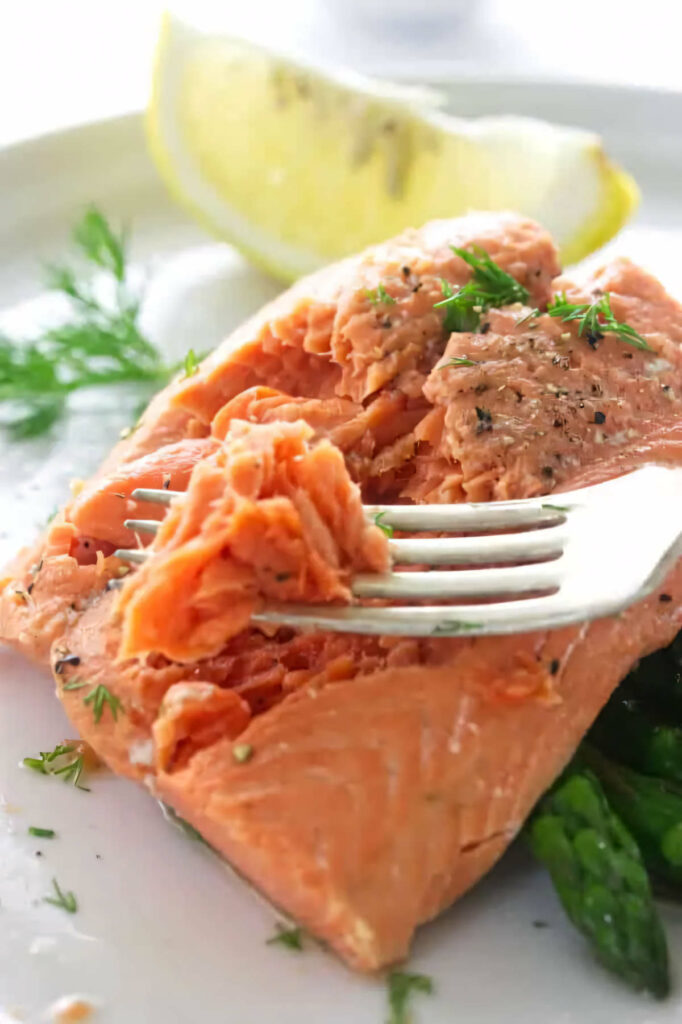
[147,13,639,281]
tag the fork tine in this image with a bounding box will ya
[249,594,588,637]
[352,563,561,599]
[115,528,565,569]
[131,488,181,505]
[124,519,160,534]
[131,489,568,533]
[366,501,568,532]
[114,549,148,564]
[122,513,567,544]
[388,528,564,565]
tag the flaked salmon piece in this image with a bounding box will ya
[69,437,220,548]
[56,589,430,783]
[210,386,361,439]
[117,420,388,663]
[211,386,428,497]
[154,683,252,773]
[171,212,559,422]
[328,214,558,403]
[6,211,682,971]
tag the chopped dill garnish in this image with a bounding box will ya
[44,877,77,914]
[82,683,123,724]
[232,743,254,764]
[387,971,434,1024]
[546,292,651,351]
[266,923,305,951]
[439,356,477,369]
[182,348,199,378]
[62,677,88,691]
[373,511,394,538]
[434,246,530,333]
[53,754,88,789]
[431,620,482,636]
[365,282,396,307]
[23,743,74,774]
[23,742,90,791]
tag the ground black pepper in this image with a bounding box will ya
[475,407,493,433]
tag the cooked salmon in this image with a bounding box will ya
[3,212,682,970]
[117,418,389,663]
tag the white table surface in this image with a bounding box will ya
[0,0,680,150]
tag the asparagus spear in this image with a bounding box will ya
[583,744,682,892]
[527,768,670,997]
[589,693,682,783]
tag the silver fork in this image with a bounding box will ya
[114,465,682,638]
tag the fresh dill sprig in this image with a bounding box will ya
[387,971,434,1024]
[365,282,396,307]
[44,877,77,914]
[434,245,530,334]
[266,923,305,951]
[547,292,651,351]
[373,511,394,538]
[23,742,90,791]
[82,683,123,724]
[0,206,170,439]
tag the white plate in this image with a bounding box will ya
[2,81,682,1024]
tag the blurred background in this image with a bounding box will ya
[0,0,680,146]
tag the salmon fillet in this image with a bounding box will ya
[3,212,682,970]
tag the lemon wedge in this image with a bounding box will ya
[147,12,639,281]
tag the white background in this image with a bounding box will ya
[0,0,680,147]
